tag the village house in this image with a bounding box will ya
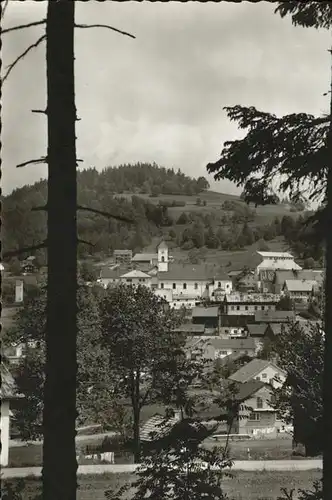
[256,251,302,292]
[186,336,256,360]
[219,314,252,338]
[273,269,324,294]
[113,249,133,266]
[229,358,286,389]
[235,269,257,293]
[233,380,285,437]
[254,310,295,324]
[282,279,318,303]
[192,306,219,331]
[221,292,280,316]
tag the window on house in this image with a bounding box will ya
[183,283,187,290]
[194,283,198,290]
[254,306,258,311]
[221,351,228,355]
[173,283,176,289]
[160,283,164,289]
[206,284,209,290]
[218,282,221,288]
[245,306,248,310]
[142,278,145,282]
[126,279,132,283]
[256,397,263,409]
[262,373,267,379]
[262,306,265,311]
[236,306,240,311]
[248,412,261,421]
[161,256,165,262]
[225,329,229,334]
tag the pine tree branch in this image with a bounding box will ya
[2,34,46,83]
[16,157,47,168]
[2,20,46,34]
[3,242,47,259]
[32,109,47,115]
[31,205,48,212]
[77,205,135,224]
[77,239,95,247]
[1,0,9,20]
[74,23,135,39]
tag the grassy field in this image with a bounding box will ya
[3,470,322,500]
[114,190,297,222]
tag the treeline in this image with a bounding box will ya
[87,162,210,196]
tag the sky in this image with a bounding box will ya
[1,1,331,196]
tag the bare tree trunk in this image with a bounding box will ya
[42,2,77,499]
[323,45,332,500]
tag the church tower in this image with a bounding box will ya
[157,240,169,272]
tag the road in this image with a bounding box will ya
[2,459,322,479]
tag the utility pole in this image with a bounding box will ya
[42,2,78,499]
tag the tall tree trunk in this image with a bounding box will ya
[323,45,332,500]
[42,2,77,499]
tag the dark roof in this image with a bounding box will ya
[223,379,267,402]
[254,310,295,323]
[267,323,284,336]
[132,253,158,262]
[157,264,230,281]
[220,315,252,327]
[99,266,130,279]
[208,337,256,350]
[175,324,205,334]
[274,270,324,285]
[229,359,274,383]
[192,306,219,318]
[246,324,267,337]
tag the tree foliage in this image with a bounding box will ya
[207,106,329,206]
[271,321,324,456]
[100,284,184,462]
[8,284,114,440]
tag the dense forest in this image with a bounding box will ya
[2,163,323,268]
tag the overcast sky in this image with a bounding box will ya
[1,1,330,195]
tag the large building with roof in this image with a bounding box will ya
[98,241,233,309]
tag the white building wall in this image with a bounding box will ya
[253,366,286,389]
[158,279,209,299]
[1,400,10,466]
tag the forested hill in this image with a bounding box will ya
[86,162,210,196]
[2,162,322,268]
[2,163,210,261]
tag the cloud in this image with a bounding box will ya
[1,1,330,195]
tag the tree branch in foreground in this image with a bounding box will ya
[16,157,48,169]
[31,205,48,212]
[2,20,46,35]
[77,205,135,224]
[32,109,47,115]
[74,23,135,39]
[77,239,95,247]
[3,242,47,259]
[2,35,46,83]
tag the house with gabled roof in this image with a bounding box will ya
[283,279,318,302]
[229,358,286,389]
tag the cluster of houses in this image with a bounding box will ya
[0,244,324,464]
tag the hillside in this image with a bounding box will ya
[2,163,321,268]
